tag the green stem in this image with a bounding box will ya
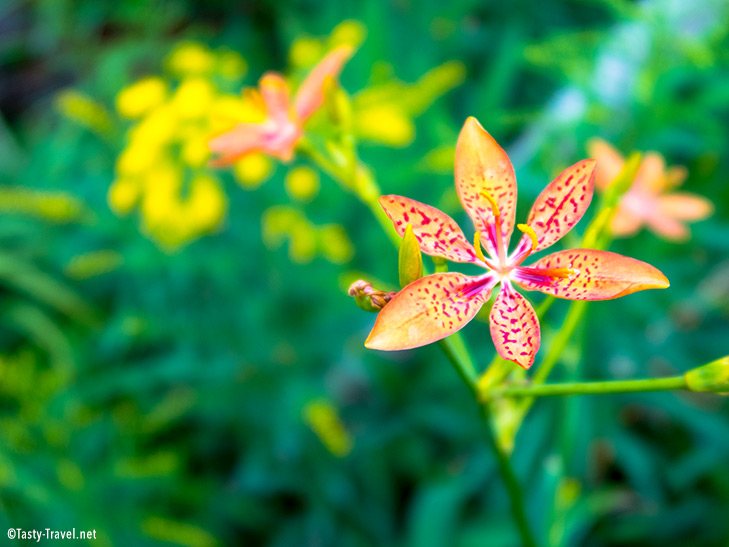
[480,296,556,389]
[438,341,537,547]
[479,405,538,547]
[304,139,536,547]
[489,375,687,398]
[533,302,587,385]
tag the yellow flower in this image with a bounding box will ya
[129,104,178,148]
[140,163,183,228]
[216,49,248,80]
[233,154,274,189]
[108,177,140,215]
[171,78,215,120]
[181,136,210,167]
[285,166,320,202]
[186,174,226,230]
[328,20,366,50]
[116,141,162,176]
[208,94,266,136]
[318,225,353,263]
[288,225,317,263]
[354,103,414,147]
[115,77,167,119]
[165,42,216,76]
[289,37,325,69]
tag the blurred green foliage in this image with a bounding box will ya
[1,0,728,545]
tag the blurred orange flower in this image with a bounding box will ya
[588,139,713,241]
[209,46,353,165]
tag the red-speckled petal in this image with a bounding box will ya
[489,284,540,369]
[454,117,517,247]
[379,195,480,264]
[294,45,353,122]
[526,159,596,252]
[513,249,670,300]
[209,123,267,166]
[365,273,496,350]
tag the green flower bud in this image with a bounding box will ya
[684,356,729,394]
[398,224,423,288]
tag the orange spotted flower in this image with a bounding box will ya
[588,139,713,241]
[209,46,353,165]
[365,118,669,368]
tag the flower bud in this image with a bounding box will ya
[348,280,395,312]
[684,356,729,394]
[398,224,423,287]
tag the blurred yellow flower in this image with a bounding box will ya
[165,42,217,76]
[109,43,253,250]
[186,174,226,230]
[115,77,167,119]
[285,166,320,202]
[262,205,353,264]
[354,103,415,147]
[216,49,248,80]
[303,399,352,457]
[289,37,325,69]
[328,20,366,50]
[108,177,140,215]
[319,224,354,263]
[233,154,274,189]
[172,78,215,120]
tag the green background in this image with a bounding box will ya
[1,0,728,545]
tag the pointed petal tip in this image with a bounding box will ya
[463,116,486,133]
[515,356,535,370]
[334,43,356,59]
[363,329,409,351]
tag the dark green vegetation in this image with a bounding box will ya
[1,1,728,545]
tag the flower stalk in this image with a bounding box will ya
[302,122,537,547]
[484,375,687,399]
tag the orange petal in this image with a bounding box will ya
[454,117,517,249]
[379,195,480,264]
[489,284,540,369]
[645,214,689,241]
[634,152,667,194]
[526,159,596,252]
[610,206,644,238]
[365,273,495,351]
[209,123,267,166]
[259,73,292,123]
[657,193,713,221]
[513,249,669,300]
[294,45,354,122]
[587,138,624,191]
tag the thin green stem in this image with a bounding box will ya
[533,302,587,385]
[480,296,556,389]
[438,340,537,547]
[489,375,687,398]
[303,135,536,547]
[479,405,538,547]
